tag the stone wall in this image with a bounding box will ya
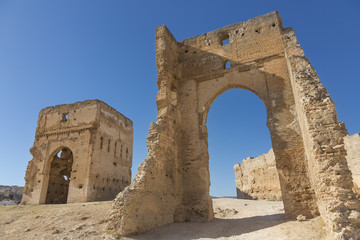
[235,133,360,201]
[234,149,281,200]
[22,100,133,204]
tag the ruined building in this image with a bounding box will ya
[107,12,360,240]
[21,100,133,204]
[234,133,360,201]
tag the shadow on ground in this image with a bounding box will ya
[129,213,287,240]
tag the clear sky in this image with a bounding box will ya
[0,0,359,197]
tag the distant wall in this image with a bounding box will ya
[234,149,281,200]
[234,133,360,200]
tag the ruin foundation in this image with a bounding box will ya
[22,100,133,204]
[108,12,360,239]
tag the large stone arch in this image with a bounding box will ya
[45,147,74,204]
[109,12,360,239]
[39,144,78,204]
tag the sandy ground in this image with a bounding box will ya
[0,198,326,240]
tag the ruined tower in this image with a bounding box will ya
[22,100,133,204]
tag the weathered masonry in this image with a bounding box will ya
[234,134,360,201]
[108,12,360,239]
[234,149,282,201]
[22,100,133,204]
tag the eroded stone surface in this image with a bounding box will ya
[108,12,360,239]
[22,100,133,204]
[234,149,281,200]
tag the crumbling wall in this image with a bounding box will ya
[234,149,281,200]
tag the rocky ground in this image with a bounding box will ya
[0,198,326,240]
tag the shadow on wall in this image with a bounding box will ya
[236,188,254,200]
[131,214,287,240]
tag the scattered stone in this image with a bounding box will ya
[296,214,306,222]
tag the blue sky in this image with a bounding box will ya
[0,0,359,197]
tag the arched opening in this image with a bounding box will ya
[45,147,73,204]
[206,88,271,197]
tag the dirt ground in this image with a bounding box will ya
[0,198,327,240]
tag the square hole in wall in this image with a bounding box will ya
[220,33,230,46]
[61,113,68,122]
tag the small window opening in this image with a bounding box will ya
[272,23,276,27]
[225,60,231,69]
[100,137,103,149]
[220,32,230,46]
[61,113,69,122]
[108,139,110,152]
[114,142,117,156]
[78,184,83,189]
[113,162,117,166]
[255,28,261,34]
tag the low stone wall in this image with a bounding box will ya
[234,133,360,200]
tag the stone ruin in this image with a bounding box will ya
[107,12,360,239]
[21,100,133,204]
[234,149,282,200]
[234,133,360,202]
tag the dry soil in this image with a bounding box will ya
[0,198,326,240]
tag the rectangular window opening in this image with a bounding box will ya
[222,38,230,45]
